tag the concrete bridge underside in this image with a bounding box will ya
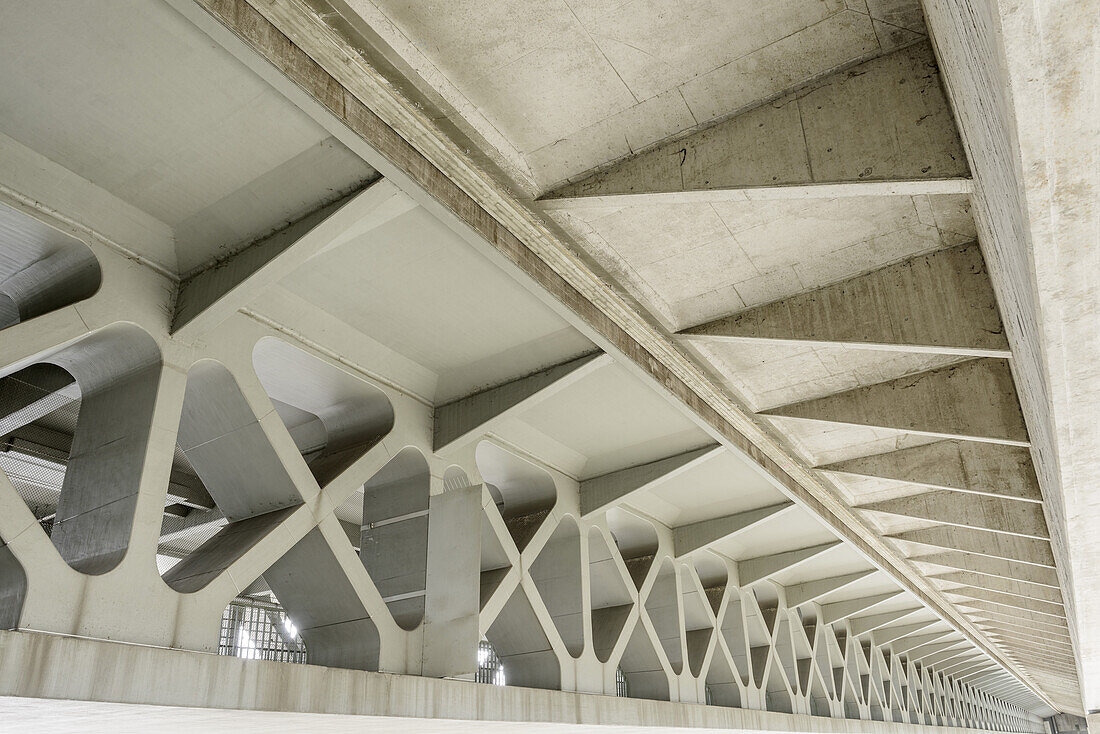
[0,0,1095,732]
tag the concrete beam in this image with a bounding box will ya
[172,178,413,340]
[673,502,793,558]
[737,542,838,586]
[764,359,1028,446]
[930,571,1064,606]
[969,608,1071,637]
[872,621,940,647]
[907,641,969,664]
[943,587,1065,619]
[860,490,1049,540]
[890,527,1055,567]
[819,441,1041,503]
[785,571,875,608]
[0,627,1045,733]
[680,245,1007,358]
[579,444,721,516]
[984,632,1074,658]
[433,353,609,453]
[956,601,1068,629]
[920,645,975,668]
[821,592,902,625]
[539,43,968,208]
[890,632,956,657]
[976,618,1072,644]
[849,608,924,637]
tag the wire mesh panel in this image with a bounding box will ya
[218,597,307,664]
[615,666,629,697]
[477,640,506,686]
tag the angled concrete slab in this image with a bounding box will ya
[540,43,968,207]
[860,491,1050,540]
[173,179,413,340]
[680,245,1007,358]
[673,502,794,558]
[579,444,721,517]
[433,353,609,453]
[819,441,1041,502]
[764,359,1029,446]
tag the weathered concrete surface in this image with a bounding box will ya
[820,441,1041,502]
[765,359,1029,445]
[173,179,410,340]
[920,0,1098,712]
[543,43,967,204]
[680,245,1007,357]
[433,353,608,452]
[580,445,720,517]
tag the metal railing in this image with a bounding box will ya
[218,597,307,664]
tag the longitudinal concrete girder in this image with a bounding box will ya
[673,502,794,558]
[736,542,838,586]
[820,441,1041,503]
[173,178,414,340]
[764,358,1029,445]
[579,444,721,517]
[890,526,1055,567]
[680,245,1008,358]
[539,42,968,208]
[433,353,609,453]
[860,491,1050,540]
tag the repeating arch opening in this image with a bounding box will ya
[720,591,751,687]
[645,558,683,675]
[618,616,670,700]
[262,527,381,671]
[588,526,633,663]
[606,507,657,590]
[361,446,430,630]
[680,567,714,678]
[476,441,556,551]
[0,203,101,332]
[704,639,743,708]
[485,584,560,690]
[530,515,583,657]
